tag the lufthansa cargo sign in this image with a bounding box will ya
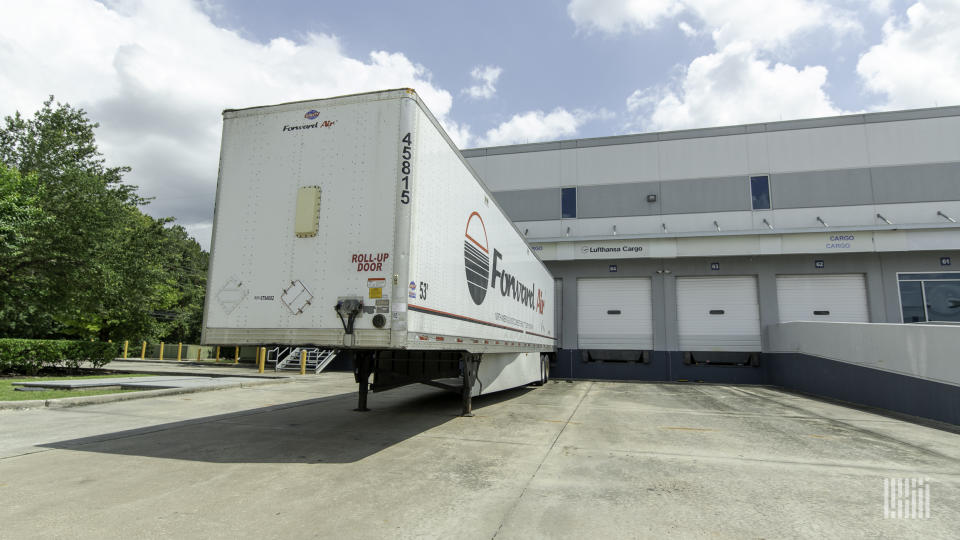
[574,241,649,259]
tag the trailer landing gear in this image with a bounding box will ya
[461,354,480,417]
[353,351,374,412]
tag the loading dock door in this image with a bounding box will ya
[776,274,869,322]
[677,276,761,351]
[577,278,653,349]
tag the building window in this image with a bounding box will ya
[897,272,960,323]
[561,187,577,218]
[750,175,771,210]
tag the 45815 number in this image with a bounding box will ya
[400,132,412,204]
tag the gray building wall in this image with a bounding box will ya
[491,161,960,221]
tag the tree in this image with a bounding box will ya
[0,165,50,336]
[0,97,208,342]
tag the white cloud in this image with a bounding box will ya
[568,0,684,34]
[463,65,503,100]
[677,21,698,37]
[857,0,960,109]
[627,42,845,131]
[568,0,860,50]
[868,0,893,15]
[477,108,599,147]
[689,0,860,51]
[0,0,470,249]
[566,1,862,132]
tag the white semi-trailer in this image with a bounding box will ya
[202,89,555,414]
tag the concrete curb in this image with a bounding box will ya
[113,358,255,369]
[0,377,294,411]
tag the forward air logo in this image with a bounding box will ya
[464,212,489,305]
[282,118,336,132]
[463,212,545,315]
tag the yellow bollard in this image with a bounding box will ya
[197,348,202,361]
[159,342,165,360]
[177,342,183,361]
[234,346,239,364]
[141,341,147,360]
[300,349,307,375]
[215,346,221,363]
[258,347,266,373]
[123,340,129,359]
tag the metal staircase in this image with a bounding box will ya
[266,346,338,373]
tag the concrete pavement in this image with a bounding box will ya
[1,374,958,538]
[2,361,294,410]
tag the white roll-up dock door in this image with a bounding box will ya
[577,278,653,349]
[677,276,761,351]
[776,274,869,322]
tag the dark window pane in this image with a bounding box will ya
[922,280,960,322]
[750,175,770,209]
[899,273,960,281]
[899,281,926,323]
[562,187,577,218]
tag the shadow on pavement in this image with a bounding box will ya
[39,385,534,464]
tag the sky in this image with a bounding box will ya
[2,0,959,250]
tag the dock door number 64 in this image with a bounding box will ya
[400,133,412,204]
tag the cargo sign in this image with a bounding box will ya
[782,232,873,253]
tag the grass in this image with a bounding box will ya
[0,373,152,402]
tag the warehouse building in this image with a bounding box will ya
[462,106,960,395]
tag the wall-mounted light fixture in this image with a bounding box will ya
[816,216,829,228]
[661,223,668,233]
[647,194,657,203]
[565,226,571,236]
[612,224,617,236]
[713,220,721,232]
[524,228,529,236]
[762,218,773,230]
[937,210,957,223]
[876,213,893,225]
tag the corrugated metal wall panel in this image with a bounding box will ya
[577,278,653,349]
[677,276,761,351]
[776,274,869,323]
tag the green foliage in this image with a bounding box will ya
[0,338,118,375]
[0,96,208,342]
